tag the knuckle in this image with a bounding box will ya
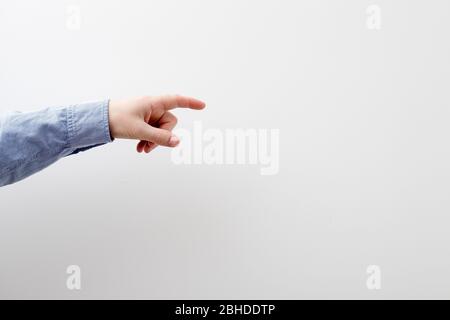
[168,113,178,124]
[138,95,153,105]
[173,94,182,104]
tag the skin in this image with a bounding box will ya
[108,95,206,153]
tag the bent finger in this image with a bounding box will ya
[136,123,179,147]
[142,115,178,153]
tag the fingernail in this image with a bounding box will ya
[169,135,180,147]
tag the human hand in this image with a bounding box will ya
[108,95,205,153]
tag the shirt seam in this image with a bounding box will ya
[66,105,75,149]
[103,100,112,143]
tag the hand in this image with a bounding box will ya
[108,95,206,153]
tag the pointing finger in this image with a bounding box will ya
[157,95,206,111]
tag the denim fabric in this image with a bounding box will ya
[0,100,112,187]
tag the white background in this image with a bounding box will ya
[1,0,450,299]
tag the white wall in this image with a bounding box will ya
[1,0,450,298]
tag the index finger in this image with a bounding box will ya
[158,95,206,111]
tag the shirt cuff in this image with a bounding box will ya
[66,100,113,150]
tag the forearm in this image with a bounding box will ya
[0,100,112,187]
[0,95,205,188]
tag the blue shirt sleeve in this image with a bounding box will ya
[0,100,113,187]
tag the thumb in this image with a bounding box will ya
[136,122,180,147]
